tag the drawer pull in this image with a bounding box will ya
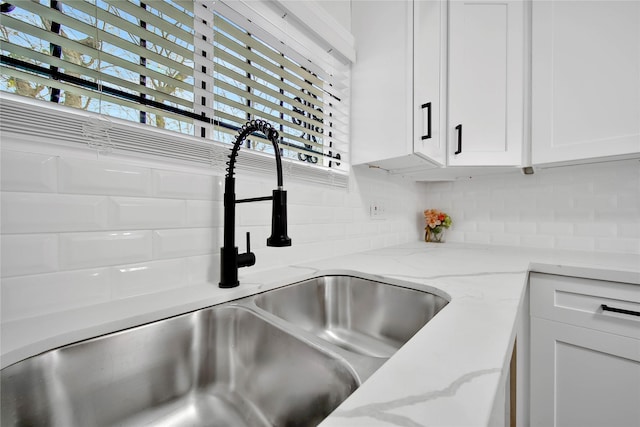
[601,304,640,317]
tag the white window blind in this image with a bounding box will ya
[0,0,350,186]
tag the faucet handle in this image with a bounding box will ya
[237,232,256,268]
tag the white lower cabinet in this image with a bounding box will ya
[529,273,640,427]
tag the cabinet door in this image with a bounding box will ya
[413,0,447,166]
[531,318,640,427]
[448,0,524,166]
[350,1,413,166]
[532,1,640,165]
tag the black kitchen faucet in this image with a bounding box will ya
[219,119,291,288]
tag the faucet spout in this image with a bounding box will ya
[219,119,291,288]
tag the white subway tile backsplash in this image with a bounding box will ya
[344,221,365,238]
[445,230,465,242]
[109,197,186,229]
[574,195,616,210]
[555,236,596,252]
[573,223,616,238]
[464,231,491,244]
[519,209,553,222]
[536,192,574,210]
[186,254,219,285]
[8,144,637,324]
[477,222,505,233]
[59,231,152,270]
[324,190,346,207]
[1,148,421,320]
[595,238,640,255]
[536,221,574,236]
[1,151,57,193]
[489,233,521,246]
[453,221,478,233]
[324,222,347,240]
[621,222,640,239]
[289,224,324,245]
[362,221,381,235]
[617,194,640,210]
[152,170,222,200]
[1,193,109,233]
[238,202,272,226]
[520,234,555,249]
[554,208,594,222]
[452,198,476,211]
[333,207,353,223]
[421,161,639,253]
[186,200,221,227]
[153,228,217,259]
[288,182,323,205]
[289,204,330,225]
[1,234,58,277]
[111,259,188,299]
[59,158,151,196]
[1,268,110,321]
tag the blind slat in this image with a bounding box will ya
[213,48,314,107]
[0,0,349,177]
[1,14,194,93]
[214,31,323,100]
[2,40,194,110]
[215,17,324,89]
[215,79,328,143]
[214,60,347,128]
[20,0,196,65]
[214,120,344,160]
[1,66,197,126]
[98,0,195,46]
[213,98,326,151]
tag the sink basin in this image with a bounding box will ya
[254,275,448,358]
[2,274,448,426]
[1,306,358,427]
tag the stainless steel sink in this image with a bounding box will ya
[254,275,448,358]
[1,306,358,427]
[1,274,448,427]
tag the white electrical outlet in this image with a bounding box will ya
[369,201,385,219]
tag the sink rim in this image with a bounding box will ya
[1,271,451,372]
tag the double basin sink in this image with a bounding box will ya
[1,275,448,426]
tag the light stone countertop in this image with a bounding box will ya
[2,242,639,426]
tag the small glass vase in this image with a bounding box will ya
[425,227,445,243]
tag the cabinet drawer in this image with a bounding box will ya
[530,273,640,339]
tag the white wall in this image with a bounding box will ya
[0,145,421,322]
[418,160,640,255]
[4,147,638,322]
[317,0,352,31]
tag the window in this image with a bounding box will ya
[0,0,350,185]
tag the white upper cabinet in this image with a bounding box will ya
[413,0,447,166]
[447,0,524,166]
[351,0,525,175]
[531,0,640,165]
[351,0,430,169]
